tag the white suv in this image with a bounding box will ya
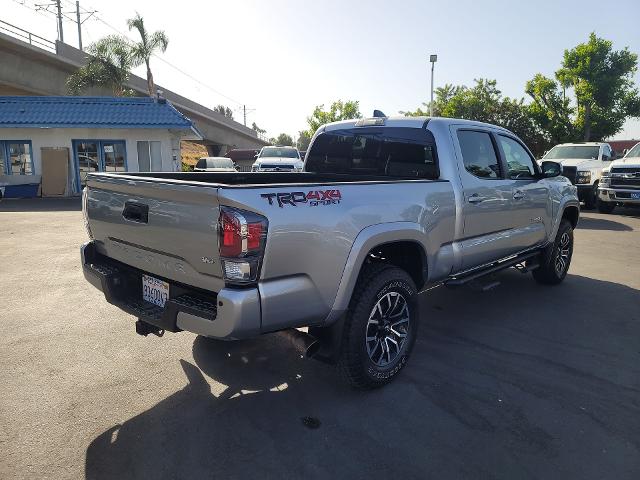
[540,142,613,209]
[252,146,303,172]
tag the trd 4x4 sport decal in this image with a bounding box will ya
[261,189,342,208]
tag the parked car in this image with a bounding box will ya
[194,157,237,172]
[81,116,579,388]
[252,146,303,172]
[225,149,259,172]
[540,142,613,209]
[597,141,640,213]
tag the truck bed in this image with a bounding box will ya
[109,171,434,186]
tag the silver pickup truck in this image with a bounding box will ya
[81,116,579,388]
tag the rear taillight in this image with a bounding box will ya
[218,206,268,285]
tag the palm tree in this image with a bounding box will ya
[67,35,136,96]
[127,13,169,97]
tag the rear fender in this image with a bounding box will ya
[323,222,429,325]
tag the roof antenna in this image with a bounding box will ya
[373,109,386,118]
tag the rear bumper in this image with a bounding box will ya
[598,187,640,204]
[81,242,261,339]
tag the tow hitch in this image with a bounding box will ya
[135,319,165,337]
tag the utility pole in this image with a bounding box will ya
[56,0,64,42]
[75,1,82,50]
[429,54,437,117]
[70,2,96,51]
[243,105,247,127]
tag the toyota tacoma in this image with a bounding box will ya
[81,115,580,388]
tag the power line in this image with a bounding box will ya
[10,0,254,118]
[62,0,247,108]
[11,0,57,21]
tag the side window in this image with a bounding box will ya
[498,135,537,179]
[457,130,500,179]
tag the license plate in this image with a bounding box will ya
[631,192,640,199]
[142,274,169,307]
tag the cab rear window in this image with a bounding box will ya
[305,127,439,179]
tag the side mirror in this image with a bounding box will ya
[541,160,562,178]
[254,154,259,159]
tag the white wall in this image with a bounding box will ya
[0,127,182,194]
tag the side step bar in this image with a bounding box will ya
[445,251,540,287]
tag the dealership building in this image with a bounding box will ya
[0,96,201,197]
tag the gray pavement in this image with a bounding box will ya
[1,199,639,479]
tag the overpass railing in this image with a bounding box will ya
[0,20,56,52]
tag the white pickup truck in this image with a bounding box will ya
[598,141,640,213]
[540,142,613,209]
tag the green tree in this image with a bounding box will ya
[127,13,169,97]
[296,130,311,150]
[402,84,464,117]
[405,79,549,155]
[66,35,136,96]
[306,100,361,136]
[214,105,234,119]
[251,122,266,134]
[528,33,640,141]
[269,133,294,146]
[525,74,577,145]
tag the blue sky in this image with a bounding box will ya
[5,0,640,139]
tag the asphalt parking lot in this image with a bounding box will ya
[1,198,639,480]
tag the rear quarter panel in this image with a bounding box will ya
[219,180,456,328]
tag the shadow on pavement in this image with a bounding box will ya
[577,216,633,231]
[0,197,81,212]
[615,206,640,219]
[85,272,640,480]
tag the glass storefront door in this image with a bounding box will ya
[76,141,100,185]
[74,140,126,187]
[102,142,126,173]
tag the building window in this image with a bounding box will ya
[0,141,33,175]
[72,140,127,187]
[137,141,162,172]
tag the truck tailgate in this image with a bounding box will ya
[86,175,225,292]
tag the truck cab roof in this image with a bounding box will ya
[322,115,514,134]
[552,142,609,147]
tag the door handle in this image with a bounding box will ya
[468,194,486,204]
[122,202,149,223]
[513,190,525,200]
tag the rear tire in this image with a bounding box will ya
[597,201,616,214]
[532,219,574,285]
[337,264,419,389]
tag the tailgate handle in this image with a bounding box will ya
[122,202,149,224]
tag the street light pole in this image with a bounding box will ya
[429,54,437,117]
